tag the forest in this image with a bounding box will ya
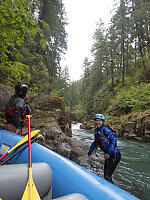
[0,0,150,122]
[0,0,68,92]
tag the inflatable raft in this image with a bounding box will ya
[0,130,139,200]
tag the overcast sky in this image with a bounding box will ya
[61,0,117,81]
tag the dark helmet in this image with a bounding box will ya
[15,84,28,98]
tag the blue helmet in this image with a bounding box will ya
[94,114,105,121]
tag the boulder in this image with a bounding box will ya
[31,95,72,137]
[120,122,136,138]
[0,85,13,112]
[121,113,150,142]
[122,122,136,133]
[80,123,94,130]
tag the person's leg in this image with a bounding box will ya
[104,156,113,183]
[109,153,121,179]
[104,153,121,183]
[5,123,17,133]
[5,123,21,135]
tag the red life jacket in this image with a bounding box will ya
[21,107,28,124]
[5,104,27,124]
[107,125,116,133]
[5,105,15,118]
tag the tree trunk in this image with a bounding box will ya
[134,38,137,68]
[110,50,114,86]
[120,0,125,87]
[131,0,146,69]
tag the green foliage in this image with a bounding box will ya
[50,89,61,97]
[0,62,30,86]
[93,85,113,114]
[116,83,150,112]
[0,0,67,94]
[72,104,87,122]
[30,63,50,93]
[0,0,37,62]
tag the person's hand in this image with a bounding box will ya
[88,152,91,159]
[104,154,110,159]
[88,152,91,156]
[24,95,29,104]
[16,128,21,135]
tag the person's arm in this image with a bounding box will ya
[24,95,31,114]
[88,141,97,156]
[26,104,31,115]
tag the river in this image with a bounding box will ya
[72,123,150,200]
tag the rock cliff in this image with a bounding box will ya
[120,111,150,142]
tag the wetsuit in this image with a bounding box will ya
[88,125,121,183]
[5,94,31,135]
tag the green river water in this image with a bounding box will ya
[72,123,150,200]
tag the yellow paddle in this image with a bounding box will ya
[0,129,40,161]
[21,115,41,200]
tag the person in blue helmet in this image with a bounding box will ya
[88,113,121,183]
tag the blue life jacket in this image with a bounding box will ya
[88,125,120,158]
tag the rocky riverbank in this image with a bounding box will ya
[80,111,150,143]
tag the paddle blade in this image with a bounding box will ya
[0,130,40,161]
[8,129,40,154]
[22,168,41,200]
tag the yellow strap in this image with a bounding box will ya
[26,115,32,118]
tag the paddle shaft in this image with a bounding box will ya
[0,152,8,161]
[27,116,32,168]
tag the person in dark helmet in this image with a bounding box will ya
[5,83,31,135]
[88,113,121,184]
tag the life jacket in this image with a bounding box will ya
[5,96,27,127]
[94,125,116,139]
[21,107,28,126]
[5,105,15,118]
[107,125,116,133]
[94,126,110,152]
[6,105,27,123]
[94,125,119,155]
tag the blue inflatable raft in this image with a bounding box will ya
[0,130,139,200]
